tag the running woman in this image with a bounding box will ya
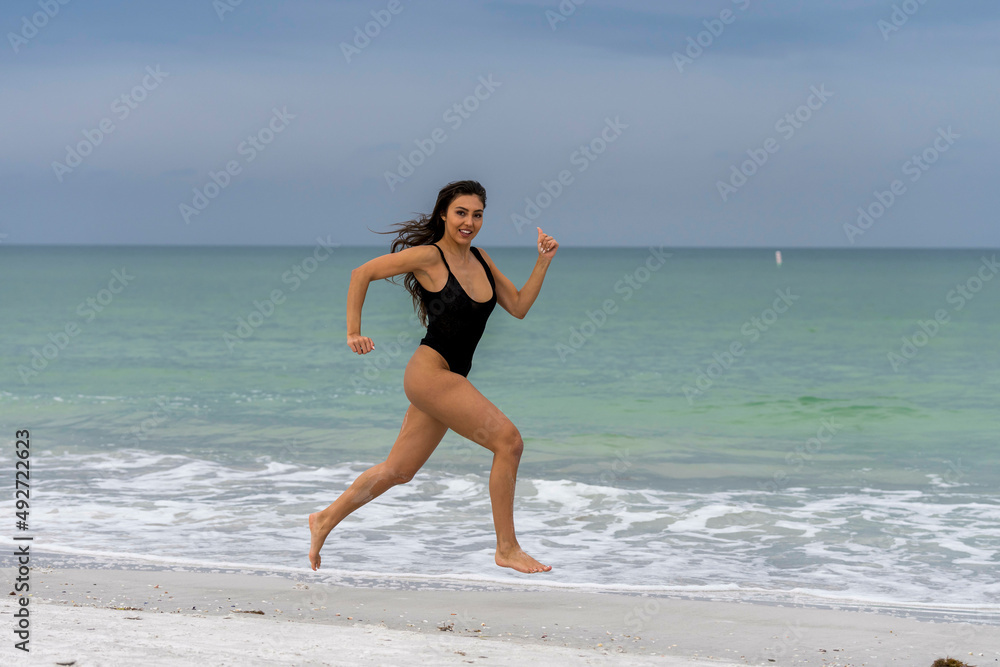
[309,180,558,574]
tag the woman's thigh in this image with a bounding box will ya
[383,403,449,478]
[403,348,519,454]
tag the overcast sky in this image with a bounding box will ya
[1,0,997,247]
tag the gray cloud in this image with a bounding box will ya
[1,0,997,247]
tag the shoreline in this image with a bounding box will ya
[8,547,998,623]
[2,562,998,665]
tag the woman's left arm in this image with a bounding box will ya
[480,227,559,320]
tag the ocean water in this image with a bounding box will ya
[1,246,998,615]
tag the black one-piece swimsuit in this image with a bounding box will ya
[418,243,497,377]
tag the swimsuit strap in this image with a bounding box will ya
[470,246,495,289]
[431,243,451,273]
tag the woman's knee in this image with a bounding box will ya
[489,422,523,458]
[375,461,416,487]
[508,432,524,459]
[391,468,416,485]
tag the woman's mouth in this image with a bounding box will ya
[459,229,472,237]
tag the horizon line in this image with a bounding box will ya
[1,244,998,251]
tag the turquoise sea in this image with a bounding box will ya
[1,246,998,616]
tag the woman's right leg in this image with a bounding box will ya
[308,402,448,570]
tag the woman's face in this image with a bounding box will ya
[441,194,484,246]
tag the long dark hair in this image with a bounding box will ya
[377,180,487,326]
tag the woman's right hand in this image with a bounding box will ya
[347,333,375,355]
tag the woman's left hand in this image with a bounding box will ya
[537,227,559,259]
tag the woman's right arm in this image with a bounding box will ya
[346,245,435,355]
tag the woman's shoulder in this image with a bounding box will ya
[396,243,441,260]
[474,245,499,265]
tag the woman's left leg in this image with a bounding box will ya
[308,403,448,570]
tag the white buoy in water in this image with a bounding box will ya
[775,250,782,266]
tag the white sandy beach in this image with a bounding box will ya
[2,566,998,666]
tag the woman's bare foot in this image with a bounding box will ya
[308,512,334,571]
[495,546,552,573]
